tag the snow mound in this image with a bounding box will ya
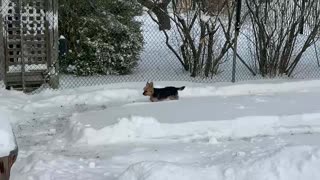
[23,88,141,111]
[0,109,16,157]
[71,116,165,145]
[12,79,320,111]
[119,146,320,180]
[11,152,105,180]
[180,79,320,97]
[70,113,320,145]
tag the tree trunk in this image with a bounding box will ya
[137,0,171,30]
[205,25,214,77]
[191,20,206,77]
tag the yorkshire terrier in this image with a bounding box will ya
[143,81,185,102]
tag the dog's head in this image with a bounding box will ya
[143,81,154,96]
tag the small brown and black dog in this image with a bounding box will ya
[143,81,185,102]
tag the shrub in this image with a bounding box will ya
[58,0,143,76]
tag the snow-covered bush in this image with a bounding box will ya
[58,0,143,76]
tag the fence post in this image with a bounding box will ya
[48,0,60,89]
[232,0,242,83]
[18,0,26,92]
[0,0,4,82]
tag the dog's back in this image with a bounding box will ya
[153,86,185,100]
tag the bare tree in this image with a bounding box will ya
[245,0,320,77]
[147,0,240,78]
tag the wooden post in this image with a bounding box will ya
[53,0,59,70]
[0,0,5,82]
[50,0,59,89]
[18,0,26,92]
[46,0,59,89]
[45,0,52,68]
[53,0,59,69]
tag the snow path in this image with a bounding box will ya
[11,134,320,180]
[74,90,320,127]
[3,80,320,180]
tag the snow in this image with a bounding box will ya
[2,79,320,179]
[8,64,47,73]
[119,146,320,180]
[72,114,320,145]
[0,108,16,157]
[46,10,58,30]
[200,13,212,23]
[2,3,320,179]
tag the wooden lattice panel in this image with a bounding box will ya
[4,0,47,72]
[21,0,47,65]
[5,0,21,67]
[1,0,59,90]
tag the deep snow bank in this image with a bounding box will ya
[0,109,16,157]
[118,146,320,180]
[69,113,320,145]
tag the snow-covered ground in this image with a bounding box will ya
[1,79,320,179]
[0,110,16,157]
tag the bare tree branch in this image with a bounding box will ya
[137,0,171,30]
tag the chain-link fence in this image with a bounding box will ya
[1,0,320,92]
[236,0,320,80]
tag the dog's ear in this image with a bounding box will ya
[149,82,153,86]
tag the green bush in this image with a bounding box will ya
[58,0,143,76]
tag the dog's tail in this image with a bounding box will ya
[177,86,185,91]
